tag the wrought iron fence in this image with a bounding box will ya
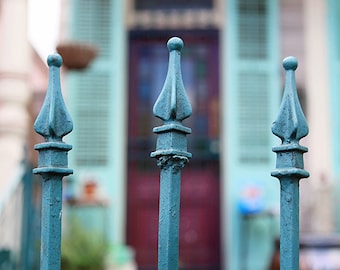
[29,38,310,270]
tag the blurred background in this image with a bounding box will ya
[1,0,340,269]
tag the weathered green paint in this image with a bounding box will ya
[271,57,309,270]
[33,54,73,270]
[151,37,192,270]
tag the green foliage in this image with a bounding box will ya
[61,219,108,270]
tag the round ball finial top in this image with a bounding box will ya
[283,56,298,71]
[47,53,63,67]
[167,37,184,52]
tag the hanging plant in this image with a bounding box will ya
[56,43,97,70]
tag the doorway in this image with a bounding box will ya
[126,30,221,270]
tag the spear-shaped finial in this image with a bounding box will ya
[34,53,73,141]
[151,37,192,161]
[272,56,308,144]
[153,37,192,122]
[271,56,309,270]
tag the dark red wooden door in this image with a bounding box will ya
[127,30,220,270]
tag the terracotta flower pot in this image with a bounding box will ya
[83,181,97,200]
[56,42,97,70]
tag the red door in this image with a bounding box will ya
[127,30,220,270]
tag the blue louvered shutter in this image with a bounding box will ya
[68,0,112,168]
[235,0,277,165]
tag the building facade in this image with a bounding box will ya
[59,0,340,269]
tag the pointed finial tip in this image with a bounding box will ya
[167,37,184,52]
[47,53,63,67]
[283,56,298,71]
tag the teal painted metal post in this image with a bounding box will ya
[33,54,73,270]
[271,57,309,270]
[151,37,192,270]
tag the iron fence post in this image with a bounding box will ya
[33,54,73,270]
[151,37,192,270]
[271,56,309,270]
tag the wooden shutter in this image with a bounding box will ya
[73,0,111,59]
[233,0,278,166]
[69,0,112,168]
[237,71,270,164]
[74,71,110,166]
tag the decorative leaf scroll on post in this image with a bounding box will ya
[151,37,192,270]
[33,54,73,270]
[271,56,309,270]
